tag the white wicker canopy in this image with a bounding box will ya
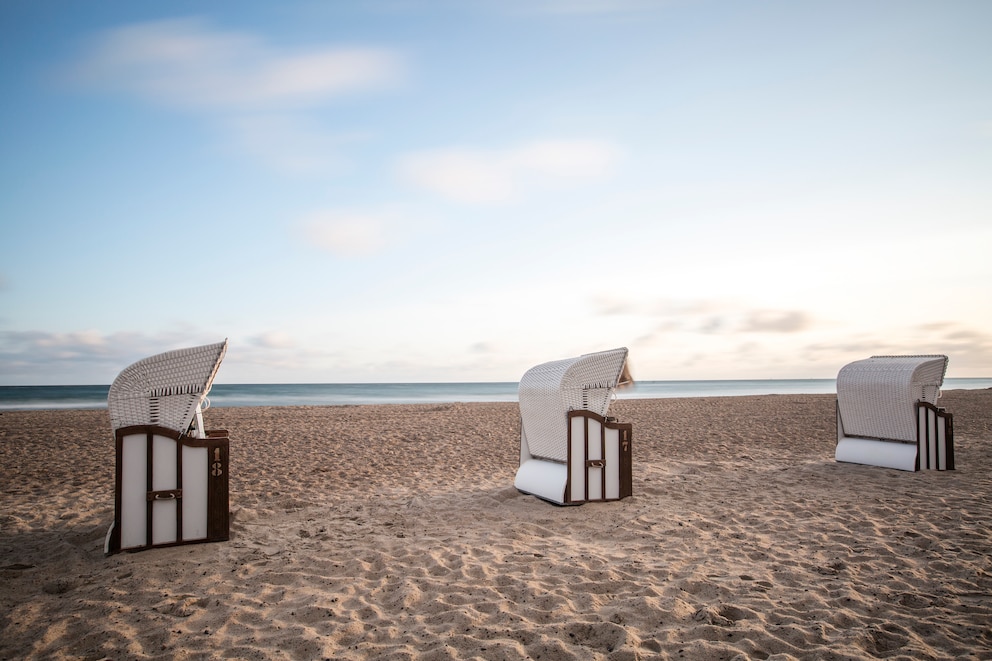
[836,354,947,443]
[108,340,228,435]
[518,347,630,462]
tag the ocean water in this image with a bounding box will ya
[1,379,990,411]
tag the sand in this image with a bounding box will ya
[1,390,991,660]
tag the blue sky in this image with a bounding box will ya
[2,0,990,385]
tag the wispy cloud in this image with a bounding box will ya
[224,114,359,175]
[649,308,812,338]
[504,0,662,15]
[590,294,639,316]
[65,18,403,175]
[797,323,992,376]
[0,329,339,385]
[591,296,811,335]
[69,18,402,111]
[248,332,296,350]
[396,139,621,204]
[0,330,218,384]
[470,341,499,354]
[299,209,394,257]
[741,310,811,333]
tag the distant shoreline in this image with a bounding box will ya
[3,378,992,411]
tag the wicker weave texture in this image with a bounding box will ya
[836,355,947,443]
[519,347,628,462]
[108,340,228,435]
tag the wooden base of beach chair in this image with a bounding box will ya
[835,402,954,472]
[916,402,954,470]
[106,425,230,554]
[565,410,632,504]
[515,411,632,505]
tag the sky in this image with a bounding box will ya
[1,0,990,385]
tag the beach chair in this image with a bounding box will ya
[105,340,231,554]
[835,354,954,471]
[515,347,633,505]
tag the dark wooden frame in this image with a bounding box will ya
[565,410,632,504]
[107,424,229,554]
[916,401,954,470]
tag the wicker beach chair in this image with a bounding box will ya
[106,340,231,554]
[835,354,954,471]
[515,347,633,504]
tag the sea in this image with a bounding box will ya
[1,379,991,411]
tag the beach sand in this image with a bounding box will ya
[2,390,990,660]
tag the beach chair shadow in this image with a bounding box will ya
[105,340,231,554]
[835,354,954,471]
[515,347,633,505]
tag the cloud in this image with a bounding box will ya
[511,141,620,178]
[590,294,718,319]
[699,316,727,334]
[591,296,812,335]
[65,18,403,175]
[0,330,222,384]
[0,329,342,385]
[298,204,444,258]
[248,332,296,350]
[504,0,661,15]
[623,301,823,375]
[69,18,402,111]
[470,341,498,354]
[800,322,992,376]
[397,149,513,204]
[591,294,639,316]
[224,114,354,175]
[741,310,811,333]
[396,139,621,204]
[300,209,393,257]
[923,325,992,371]
[7,330,117,360]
